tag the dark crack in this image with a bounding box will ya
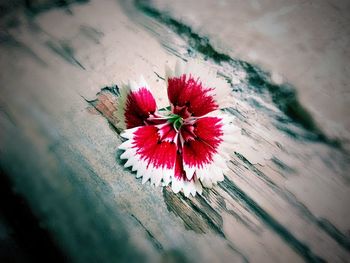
[131,214,163,252]
[219,177,326,263]
[232,152,350,252]
[25,0,89,15]
[45,40,85,70]
[162,187,225,237]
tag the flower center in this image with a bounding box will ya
[168,114,183,131]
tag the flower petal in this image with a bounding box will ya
[182,117,223,178]
[116,76,157,129]
[182,113,239,185]
[119,125,177,186]
[166,60,233,118]
[171,176,203,197]
[167,74,218,118]
[120,124,204,197]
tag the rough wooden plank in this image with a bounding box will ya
[0,0,349,263]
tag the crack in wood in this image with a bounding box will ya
[162,187,223,236]
[219,178,326,263]
[45,40,86,70]
[231,151,350,252]
[131,214,163,252]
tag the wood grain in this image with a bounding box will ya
[0,0,349,262]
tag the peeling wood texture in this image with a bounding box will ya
[0,0,349,263]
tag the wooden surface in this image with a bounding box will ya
[0,0,349,262]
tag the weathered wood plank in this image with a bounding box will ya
[0,0,349,262]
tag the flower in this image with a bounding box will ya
[118,61,239,197]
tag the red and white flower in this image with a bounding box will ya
[118,61,239,197]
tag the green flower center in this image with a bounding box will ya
[168,114,183,131]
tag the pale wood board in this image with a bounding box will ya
[0,0,349,262]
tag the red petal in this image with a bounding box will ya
[158,122,178,142]
[174,151,195,182]
[182,117,223,168]
[167,74,218,118]
[133,126,177,169]
[125,87,157,128]
[174,151,185,180]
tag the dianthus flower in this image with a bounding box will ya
[118,61,239,197]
